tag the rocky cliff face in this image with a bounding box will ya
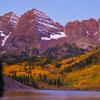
[0,9,100,56]
[65,18,100,49]
[0,12,19,54]
[13,9,64,54]
[0,9,64,55]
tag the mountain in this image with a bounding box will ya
[0,12,19,54]
[65,19,100,49]
[0,9,65,56]
[0,8,100,56]
[14,9,64,54]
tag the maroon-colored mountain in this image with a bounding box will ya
[13,9,64,54]
[0,12,19,54]
[65,19,100,49]
[0,8,100,56]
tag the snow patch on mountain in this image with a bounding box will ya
[93,31,98,35]
[41,37,51,40]
[50,32,67,39]
[1,32,11,46]
[0,51,6,54]
[41,32,67,40]
[39,21,57,29]
[0,31,6,37]
[87,31,91,35]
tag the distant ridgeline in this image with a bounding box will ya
[2,45,100,90]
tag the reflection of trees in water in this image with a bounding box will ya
[0,60,4,97]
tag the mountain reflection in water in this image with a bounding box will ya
[0,90,100,100]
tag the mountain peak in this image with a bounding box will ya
[3,12,17,18]
[3,11,19,26]
[28,8,46,15]
[0,8,100,56]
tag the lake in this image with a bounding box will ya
[0,90,100,100]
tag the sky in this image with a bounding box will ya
[0,0,100,25]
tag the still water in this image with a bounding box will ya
[0,90,100,100]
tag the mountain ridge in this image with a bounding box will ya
[0,8,100,56]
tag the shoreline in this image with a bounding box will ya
[1,90,100,98]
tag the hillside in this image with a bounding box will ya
[3,76,33,90]
[63,64,100,90]
[2,46,100,90]
[42,43,86,60]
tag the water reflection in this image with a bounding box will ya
[0,90,100,100]
[1,96,100,100]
